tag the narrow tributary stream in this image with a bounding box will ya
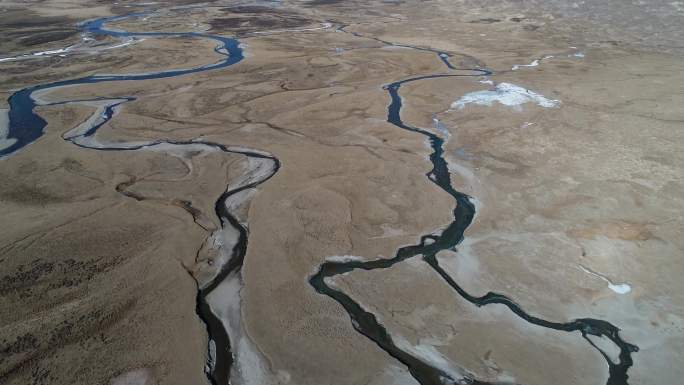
[309,31,638,385]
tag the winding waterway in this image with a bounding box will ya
[1,7,639,385]
[1,10,275,385]
[309,31,638,385]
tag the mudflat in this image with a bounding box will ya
[1,1,682,385]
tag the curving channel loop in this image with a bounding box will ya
[1,10,278,385]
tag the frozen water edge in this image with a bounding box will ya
[326,255,366,263]
[0,109,17,152]
[0,36,141,63]
[432,117,451,141]
[450,83,560,111]
[394,337,485,384]
[206,273,283,385]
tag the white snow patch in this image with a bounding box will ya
[432,117,451,140]
[394,338,467,381]
[35,48,70,56]
[205,339,216,373]
[467,196,482,214]
[0,36,140,63]
[450,82,560,111]
[608,283,632,294]
[578,264,632,294]
[109,368,153,385]
[0,46,71,62]
[511,59,539,70]
[326,255,365,263]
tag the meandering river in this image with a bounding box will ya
[309,29,638,385]
[1,10,278,385]
[1,8,637,385]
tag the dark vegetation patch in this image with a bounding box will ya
[19,30,78,46]
[209,10,312,33]
[306,0,344,5]
[0,256,124,297]
[0,333,39,358]
[60,158,85,173]
[0,10,72,29]
[210,17,248,29]
[220,5,294,14]
[469,18,501,24]
[0,223,153,299]
[0,217,151,382]
[0,185,64,206]
[0,298,136,383]
[0,10,77,53]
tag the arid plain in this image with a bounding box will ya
[1,1,682,385]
